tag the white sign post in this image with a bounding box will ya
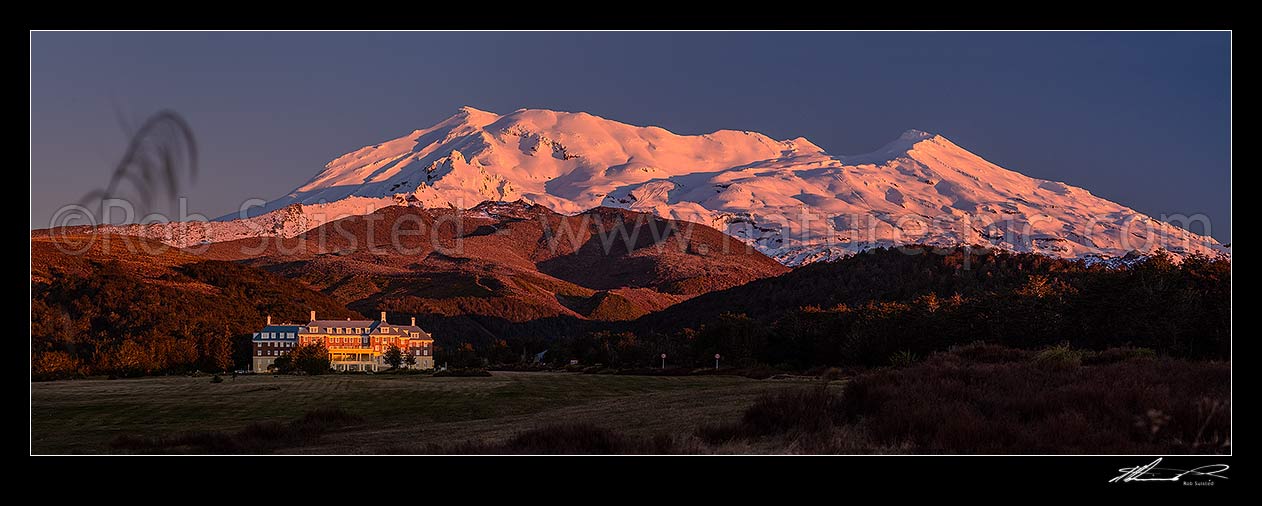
[661,353,667,369]
[715,353,721,370]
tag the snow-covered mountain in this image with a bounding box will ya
[103,106,1225,265]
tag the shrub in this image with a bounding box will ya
[1084,347,1157,365]
[838,350,1230,454]
[819,367,845,383]
[947,341,1032,363]
[889,350,919,368]
[432,424,678,455]
[290,407,361,433]
[110,407,360,454]
[1033,343,1083,371]
[211,374,224,383]
[110,408,360,454]
[432,368,492,377]
[698,386,843,443]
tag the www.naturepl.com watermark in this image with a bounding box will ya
[39,196,1221,267]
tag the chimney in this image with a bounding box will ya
[310,310,316,322]
[381,311,387,322]
[266,315,272,325]
[411,317,416,326]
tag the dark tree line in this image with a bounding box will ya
[444,248,1230,369]
[32,260,356,380]
[32,247,1230,379]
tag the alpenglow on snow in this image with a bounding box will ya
[101,106,1225,265]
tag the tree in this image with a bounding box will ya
[107,340,155,377]
[33,351,80,381]
[289,342,331,375]
[272,355,292,373]
[383,345,404,370]
[405,353,417,368]
[203,333,234,373]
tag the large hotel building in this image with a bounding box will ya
[252,311,434,372]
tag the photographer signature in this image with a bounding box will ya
[1110,458,1229,483]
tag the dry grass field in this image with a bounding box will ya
[33,351,1227,455]
[31,371,805,454]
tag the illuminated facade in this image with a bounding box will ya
[252,311,434,372]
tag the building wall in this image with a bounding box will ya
[409,356,435,370]
[252,356,277,372]
[301,330,434,371]
[251,322,434,372]
[251,340,296,371]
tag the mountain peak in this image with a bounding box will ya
[181,107,1222,265]
[899,128,937,141]
[446,105,500,127]
[843,129,953,165]
[457,105,497,116]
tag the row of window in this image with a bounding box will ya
[259,342,293,348]
[369,346,430,355]
[259,332,295,340]
[306,337,430,345]
[258,349,428,358]
[305,327,398,334]
[294,327,425,336]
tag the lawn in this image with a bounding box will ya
[30,371,793,454]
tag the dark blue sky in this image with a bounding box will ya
[30,31,1231,242]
